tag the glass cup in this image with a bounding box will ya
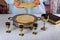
[18,25,24,36]
[41,14,49,31]
[32,23,38,35]
[5,22,11,33]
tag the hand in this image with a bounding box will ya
[33,0,40,5]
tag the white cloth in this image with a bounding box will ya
[0,14,60,40]
[5,0,46,14]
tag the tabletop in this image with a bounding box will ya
[0,14,60,40]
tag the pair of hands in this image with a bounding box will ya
[14,0,40,8]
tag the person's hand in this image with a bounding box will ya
[14,0,40,8]
[33,0,40,6]
[14,0,20,5]
[14,0,24,8]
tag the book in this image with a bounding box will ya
[48,14,60,24]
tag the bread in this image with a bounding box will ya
[16,14,35,24]
[19,2,35,8]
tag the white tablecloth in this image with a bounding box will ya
[0,14,60,40]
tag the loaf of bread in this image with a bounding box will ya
[16,14,35,24]
[19,2,36,8]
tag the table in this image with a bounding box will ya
[0,14,60,40]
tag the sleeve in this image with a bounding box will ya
[31,0,46,14]
[4,0,14,4]
[41,0,44,2]
[39,0,46,14]
[43,0,48,2]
